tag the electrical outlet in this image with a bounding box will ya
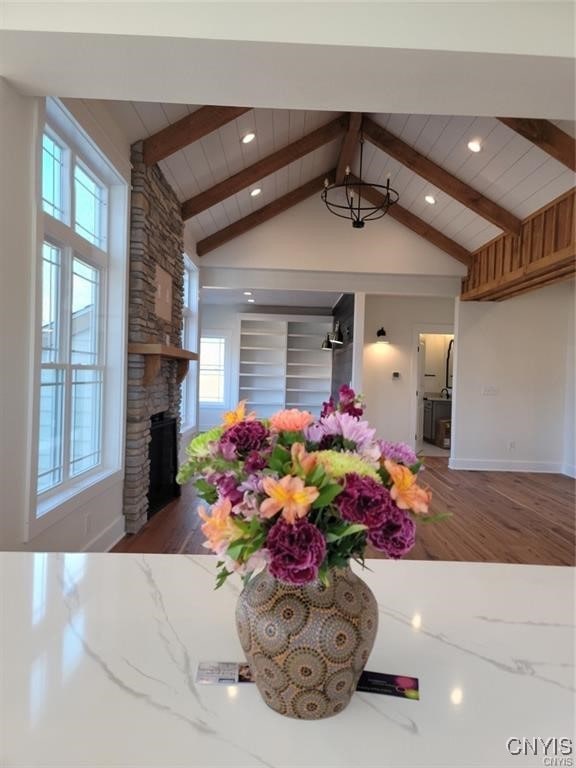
[482,386,499,396]
[508,440,516,451]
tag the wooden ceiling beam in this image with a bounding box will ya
[336,112,362,183]
[142,106,252,166]
[349,175,472,266]
[362,116,522,236]
[196,171,335,256]
[182,115,347,220]
[497,117,576,172]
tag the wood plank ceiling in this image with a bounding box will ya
[102,100,575,262]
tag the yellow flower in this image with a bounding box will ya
[384,460,432,515]
[198,498,242,553]
[223,400,256,428]
[260,475,320,524]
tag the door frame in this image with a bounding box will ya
[409,323,454,452]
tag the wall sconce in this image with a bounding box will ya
[331,321,344,345]
[376,327,390,344]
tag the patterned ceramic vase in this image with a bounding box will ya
[235,566,378,719]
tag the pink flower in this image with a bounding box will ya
[269,409,314,432]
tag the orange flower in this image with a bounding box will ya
[385,459,432,516]
[260,475,320,524]
[269,409,314,432]
[291,442,317,475]
[198,498,242,553]
[223,400,255,428]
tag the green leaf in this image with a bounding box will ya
[409,461,423,474]
[226,540,246,561]
[306,464,326,487]
[215,567,233,589]
[194,478,218,504]
[325,523,368,543]
[312,483,343,509]
[277,430,305,447]
[268,444,291,473]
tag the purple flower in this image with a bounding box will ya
[379,441,418,467]
[244,450,268,473]
[220,420,269,459]
[318,412,377,450]
[304,422,325,444]
[368,507,415,559]
[338,385,364,418]
[266,518,326,585]
[336,473,395,530]
[214,473,244,506]
[320,396,336,418]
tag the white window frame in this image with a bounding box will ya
[29,98,129,537]
[180,256,199,432]
[198,331,232,409]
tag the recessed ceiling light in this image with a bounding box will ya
[242,132,256,144]
[247,298,255,303]
[467,139,482,153]
[250,188,262,198]
[243,291,252,296]
[425,195,436,205]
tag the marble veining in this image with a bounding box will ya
[1,553,573,767]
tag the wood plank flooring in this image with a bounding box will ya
[112,458,575,566]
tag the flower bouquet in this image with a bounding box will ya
[177,386,435,588]
[178,387,444,718]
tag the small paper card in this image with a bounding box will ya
[196,662,419,699]
[356,671,420,700]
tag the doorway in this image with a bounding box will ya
[412,327,454,457]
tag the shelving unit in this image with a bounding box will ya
[238,315,332,417]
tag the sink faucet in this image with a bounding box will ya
[440,387,450,399]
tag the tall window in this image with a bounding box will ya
[181,258,199,429]
[38,123,109,504]
[199,336,227,404]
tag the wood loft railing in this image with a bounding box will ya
[461,189,575,302]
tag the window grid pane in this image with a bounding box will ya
[37,368,65,493]
[74,165,106,249]
[42,134,65,221]
[199,337,225,404]
[70,368,102,477]
[71,258,100,365]
[41,243,61,364]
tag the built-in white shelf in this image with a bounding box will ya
[238,315,332,417]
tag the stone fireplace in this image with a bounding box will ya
[123,142,185,534]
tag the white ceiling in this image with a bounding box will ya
[201,287,341,309]
[102,100,576,253]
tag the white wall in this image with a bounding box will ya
[0,85,131,551]
[451,280,575,474]
[362,295,456,445]
[203,196,467,278]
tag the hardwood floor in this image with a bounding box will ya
[112,458,576,566]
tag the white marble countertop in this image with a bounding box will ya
[0,553,573,768]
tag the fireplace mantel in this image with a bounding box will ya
[128,343,199,385]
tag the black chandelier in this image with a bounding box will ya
[321,136,399,228]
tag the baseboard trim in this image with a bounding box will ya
[562,463,576,478]
[448,458,565,473]
[85,517,125,552]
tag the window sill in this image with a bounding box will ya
[31,467,123,539]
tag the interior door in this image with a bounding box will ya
[416,338,426,450]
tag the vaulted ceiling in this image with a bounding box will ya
[102,100,575,265]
